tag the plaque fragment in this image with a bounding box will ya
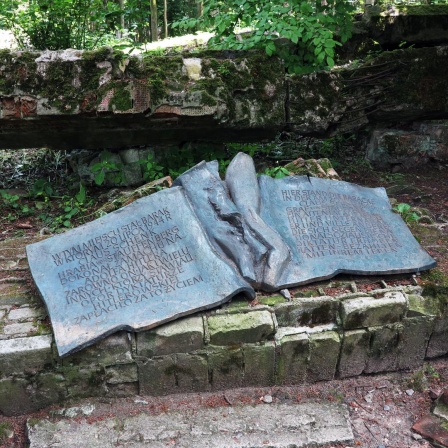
[27,187,254,356]
[257,174,436,289]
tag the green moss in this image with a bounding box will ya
[259,295,286,306]
[0,422,12,442]
[81,46,112,62]
[109,86,132,111]
[295,289,319,298]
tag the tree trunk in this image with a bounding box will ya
[116,0,125,39]
[150,0,158,42]
[196,0,203,18]
[163,0,168,38]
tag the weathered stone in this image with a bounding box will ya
[138,356,177,396]
[27,188,254,356]
[0,50,284,150]
[174,353,209,393]
[107,382,139,398]
[366,125,448,168]
[27,402,354,448]
[3,322,37,335]
[105,364,138,384]
[341,292,408,330]
[274,296,339,327]
[63,365,107,399]
[243,342,276,387]
[136,316,204,357]
[207,310,275,346]
[62,332,133,367]
[338,329,370,378]
[276,331,309,385]
[8,306,44,320]
[407,293,439,317]
[207,347,244,391]
[426,318,448,358]
[284,158,341,180]
[0,378,34,416]
[0,335,53,375]
[308,331,341,382]
[398,316,434,370]
[34,372,67,409]
[364,324,402,374]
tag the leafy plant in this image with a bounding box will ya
[30,178,54,199]
[49,184,91,229]
[263,166,290,179]
[173,0,354,73]
[139,153,165,182]
[0,0,121,50]
[90,151,124,186]
[393,202,421,223]
[0,190,34,220]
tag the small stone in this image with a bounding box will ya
[406,389,415,396]
[383,405,390,411]
[412,433,422,440]
[262,394,273,404]
[280,289,291,300]
[364,392,374,403]
[429,389,441,400]
[134,399,148,405]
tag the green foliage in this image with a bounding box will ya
[0,422,13,442]
[0,190,33,221]
[263,166,290,179]
[51,184,91,229]
[90,151,124,186]
[393,203,421,223]
[0,0,121,50]
[139,153,165,182]
[173,0,354,73]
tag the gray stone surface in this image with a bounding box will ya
[27,402,354,448]
[207,310,275,345]
[136,316,204,357]
[0,335,52,375]
[258,174,436,289]
[341,291,407,330]
[27,187,254,357]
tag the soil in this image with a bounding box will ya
[0,157,447,447]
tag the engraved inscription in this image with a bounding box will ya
[283,189,402,259]
[48,207,205,325]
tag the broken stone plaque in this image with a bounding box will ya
[27,187,254,357]
[257,174,436,289]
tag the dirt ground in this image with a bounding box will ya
[1,157,448,447]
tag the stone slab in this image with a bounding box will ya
[26,187,254,357]
[27,402,354,448]
[258,173,436,289]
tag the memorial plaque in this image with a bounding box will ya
[27,187,254,356]
[257,175,436,289]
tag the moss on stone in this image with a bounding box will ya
[81,46,112,62]
[260,295,286,306]
[109,86,132,112]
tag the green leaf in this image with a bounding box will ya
[326,56,335,67]
[75,184,86,204]
[94,171,105,186]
